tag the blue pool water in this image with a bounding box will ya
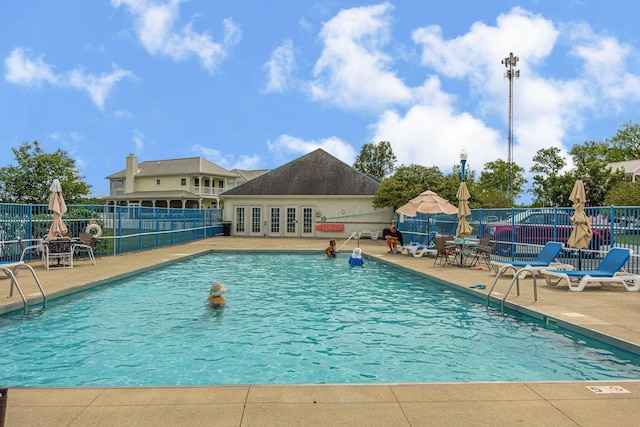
[1,252,640,387]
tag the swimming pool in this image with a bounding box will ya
[1,251,640,386]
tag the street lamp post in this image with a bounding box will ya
[502,52,520,203]
[460,149,468,181]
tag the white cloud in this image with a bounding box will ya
[190,144,261,170]
[4,48,134,109]
[371,6,629,179]
[371,76,504,172]
[295,4,640,197]
[268,134,357,164]
[567,22,640,108]
[67,65,135,109]
[4,47,58,85]
[308,2,412,111]
[111,0,241,73]
[132,130,145,153]
[263,39,296,94]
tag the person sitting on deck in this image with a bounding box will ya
[385,225,403,254]
[348,247,364,267]
[206,281,227,308]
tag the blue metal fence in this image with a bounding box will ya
[0,204,223,262]
[397,206,640,274]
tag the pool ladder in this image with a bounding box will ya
[1,262,47,315]
[486,265,540,316]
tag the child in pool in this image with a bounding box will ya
[348,247,364,267]
[325,239,338,258]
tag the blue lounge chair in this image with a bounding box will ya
[400,232,437,257]
[491,241,565,278]
[541,247,637,292]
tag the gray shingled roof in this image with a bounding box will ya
[222,149,380,196]
[106,157,237,179]
[231,168,271,181]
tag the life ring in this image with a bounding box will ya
[85,223,102,237]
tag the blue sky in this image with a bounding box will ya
[2,1,640,201]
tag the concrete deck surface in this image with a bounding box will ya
[1,237,640,426]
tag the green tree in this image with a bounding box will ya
[605,181,640,206]
[605,121,640,162]
[353,140,397,179]
[529,147,567,206]
[569,141,626,206]
[0,141,91,204]
[372,164,445,209]
[476,159,526,207]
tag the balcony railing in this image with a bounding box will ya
[190,186,224,196]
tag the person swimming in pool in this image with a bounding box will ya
[206,281,227,308]
[348,247,364,267]
[325,239,338,258]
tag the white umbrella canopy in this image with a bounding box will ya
[395,190,458,216]
[45,179,68,241]
[567,179,593,250]
[456,181,472,238]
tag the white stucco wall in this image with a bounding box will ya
[222,195,394,238]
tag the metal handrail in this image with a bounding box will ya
[338,232,360,252]
[1,261,47,314]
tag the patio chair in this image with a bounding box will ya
[433,236,456,267]
[20,239,47,267]
[45,237,73,269]
[72,233,97,265]
[490,241,565,278]
[468,237,495,268]
[541,247,636,292]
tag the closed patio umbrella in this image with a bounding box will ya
[45,179,68,241]
[567,179,592,269]
[455,181,472,238]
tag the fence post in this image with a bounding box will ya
[0,387,7,427]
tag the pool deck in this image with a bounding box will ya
[2,237,640,426]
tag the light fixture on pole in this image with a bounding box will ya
[460,149,468,181]
[502,52,520,203]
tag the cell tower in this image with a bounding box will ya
[502,52,519,202]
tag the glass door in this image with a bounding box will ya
[268,206,282,236]
[284,207,297,237]
[250,206,263,236]
[301,207,314,237]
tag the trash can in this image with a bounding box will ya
[0,388,7,427]
[222,222,232,236]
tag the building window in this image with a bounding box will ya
[110,180,124,195]
[218,180,224,188]
[181,178,186,186]
[156,179,161,185]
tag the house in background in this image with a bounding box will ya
[608,159,640,182]
[221,149,393,238]
[104,154,252,208]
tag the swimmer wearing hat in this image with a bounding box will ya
[206,281,228,308]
